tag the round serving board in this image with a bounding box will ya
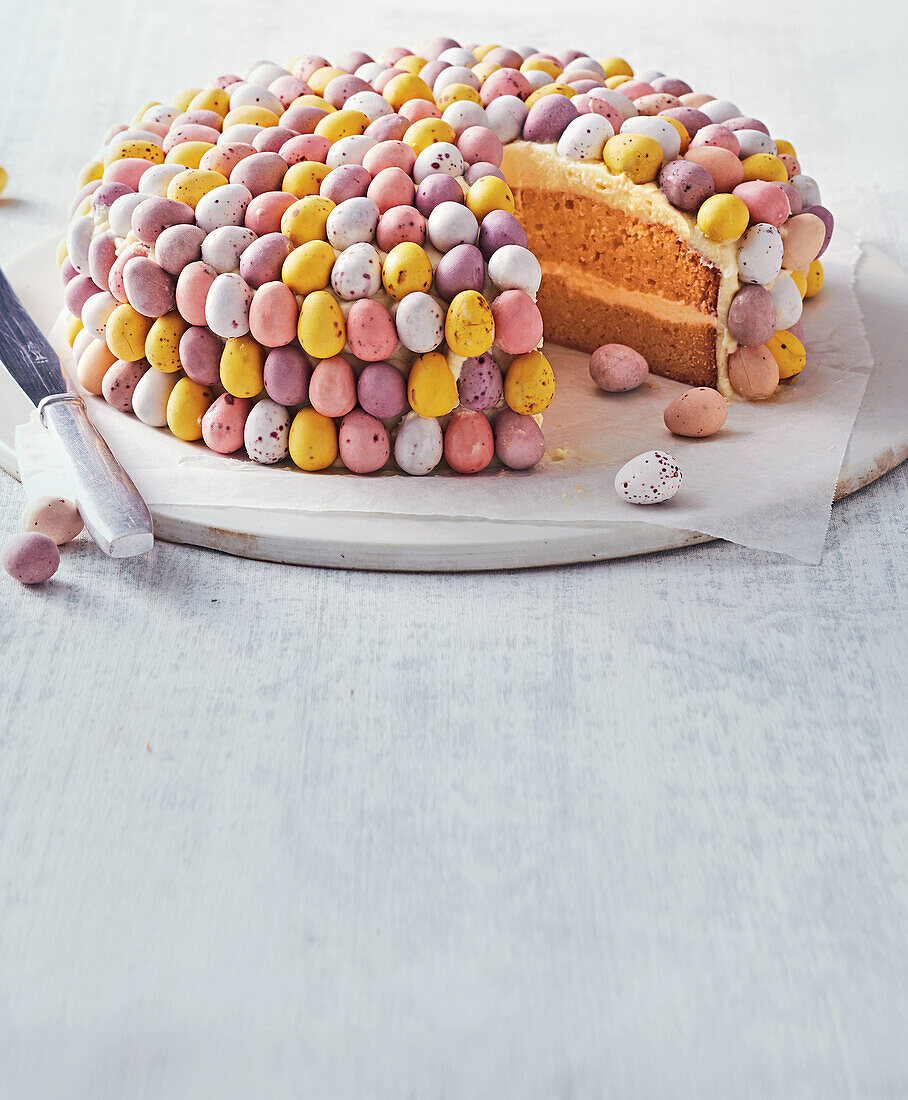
[1,240,905,570]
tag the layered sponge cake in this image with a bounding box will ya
[60,39,832,476]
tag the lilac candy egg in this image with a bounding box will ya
[394,412,444,475]
[457,352,503,410]
[131,197,195,246]
[776,181,802,215]
[263,344,311,405]
[464,161,506,185]
[652,76,693,98]
[724,116,770,135]
[338,409,390,474]
[415,173,463,216]
[122,258,176,317]
[658,161,715,213]
[244,398,291,464]
[589,344,649,391]
[727,284,777,347]
[324,74,372,109]
[179,326,223,385]
[320,164,372,204]
[205,271,254,338]
[477,210,528,261]
[240,232,293,289]
[102,357,149,412]
[433,243,485,300]
[494,409,546,469]
[2,533,60,584]
[330,242,381,300]
[522,95,579,143]
[394,291,445,353]
[357,362,407,418]
[230,151,287,196]
[376,205,426,250]
[155,224,206,275]
[658,106,711,137]
[803,204,834,257]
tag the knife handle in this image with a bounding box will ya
[39,394,154,558]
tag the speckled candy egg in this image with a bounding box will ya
[457,352,503,410]
[615,450,682,504]
[330,242,382,300]
[195,183,253,232]
[413,142,465,183]
[201,226,257,273]
[394,292,445,353]
[663,387,728,437]
[346,298,398,360]
[522,94,578,143]
[321,164,372,204]
[589,344,648,391]
[727,284,776,347]
[263,345,311,405]
[658,161,714,213]
[240,233,293,289]
[21,496,83,545]
[156,224,206,275]
[201,393,253,453]
[494,409,546,469]
[737,224,783,285]
[102,358,148,411]
[244,398,290,464]
[376,205,426,250]
[338,409,390,473]
[444,409,495,473]
[556,114,615,160]
[394,412,443,475]
[326,197,380,248]
[205,271,253,337]
[2,533,60,584]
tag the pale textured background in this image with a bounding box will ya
[1,0,907,1096]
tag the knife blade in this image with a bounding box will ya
[0,265,154,558]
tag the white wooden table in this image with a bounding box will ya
[1,2,906,1096]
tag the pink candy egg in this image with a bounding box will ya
[269,75,311,108]
[684,146,745,193]
[663,387,728,437]
[732,181,791,227]
[108,243,149,303]
[321,164,371,203]
[399,99,441,124]
[279,133,331,165]
[491,289,543,354]
[253,126,301,154]
[88,232,118,289]
[102,357,149,412]
[179,326,223,385]
[309,356,357,417]
[280,105,329,134]
[201,394,254,453]
[376,204,426,250]
[244,190,296,235]
[131,196,195,245]
[494,409,545,469]
[457,125,504,166]
[163,124,220,152]
[249,281,299,347]
[200,142,256,176]
[104,158,153,190]
[690,124,740,156]
[176,260,218,325]
[480,68,532,105]
[2,533,60,584]
[64,275,100,317]
[364,114,410,142]
[444,409,495,474]
[338,408,391,473]
[263,344,311,405]
[362,140,416,177]
[346,298,398,361]
[367,167,415,213]
[589,343,648,391]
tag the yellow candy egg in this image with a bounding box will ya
[314,109,369,143]
[504,350,556,415]
[525,84,577,109]
[406,352,459,417]
[472,60,501,83]
[396,55,427,76]
[741,153,788,183]
[403,117,457,154]
[436,83,483,110]
[290,94,335,113]
[172,87,203,112]
[444,291,495,357]
[145,312,188,372]
[188,86,231,118]
[282,241,336,295]
[73,195,92,217]
[289,408,338,470]
[166,168,228,209]
[64,314,84,347]
[466,176,515,221]
[165,141,215,169]
[55,239,68,267]
[166,377,214,440]
[696,193,750,242]
[220,334,265,398]
[662,116,691,154]
[790,269,808,298]
[297,290,346,358]
[603,133,663,183]
[223,105,281,130]
[775,139,797,158]
[131,100,160,125]
[472,44,498,61]
[106,303,153,362]
[280,195,335,246]
[382,243,433,299]
[766,329,806,380]
[601,57,634,79]
[383,73,434,111]
[77,161,103,187]
[805,259,824,298]
[308,66,347,95]
[520,58,562,80]
[604,75,632,89]
[282,161,331,198]
[104,139,165,167]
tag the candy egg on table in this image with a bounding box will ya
[2,534,60,585]
[494,409,546,469]
[663,387,728,437]
[737,223,783,285]
[132,364,181,426]
[444,409,495,473]
[394,412,444,475]
[21,496,84,545]
[338,408,391,473]
[244,398,291,464]
[589,343,648,391]
[615,450,682,504]
[201,393,254,453]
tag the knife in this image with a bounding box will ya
[0,265,154,557]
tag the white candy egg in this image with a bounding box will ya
[344,90,393,122]
[326,135,377,168]
[66,215,94,274]
[139,163,189,198]
[438,47,477,67]
[413,142,465,184]
[735,129,777,158]
[142,104,180,128]
[326,197,380,249]
[524,69,553,92]
[244,398,290,464]
[108,192,147,237]
[587,87,637,119]
[558,114,615,160]
[394,413,444,475]
[789,174,821,208]
[563,56,606,78]
[737,223,783,285]
[195,183,253,232]
[71,326,96,365]
[433,66,481,97]
[205,271,253,338]
[201,226,257,273]
[219,124,263,146]
[619,116,678,160]
[330,242,382,300]
[485,96,529,144]
[355,62,387,84]
[132,366,180,426]
[487,244,542,297]
[229,83,283,116]
[246,62,290,86]
[427,200,478,251]
[615,451,683,505]
[442,101,489,137]
[394,292,445,353]
[770,272,803,330]
[81,291,118,339]
[700,99,741,124]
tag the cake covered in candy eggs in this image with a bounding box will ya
[60,39,832,477]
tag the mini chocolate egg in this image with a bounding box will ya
[444,409,495,473]
[201,226,257,273]
[122,258,177,318]
[331,242,382,300]
[244,398,291,464]
[309,355,357,417]
[615,451,682,504]
[240,233,293,289]
[663,387,728,437]
[155,224,206,275]
[491,289,543,354]
[179,325,223,385]
[394,412,444,475]
[201,393,253,453]
[589,344,648,391]
[394,291,445,353]
[494,409,545,469]
[487,244,542,297]
[21,496,84,545]
[102,357,148,412]
[82,292,118,341]
[357,362,407,418]
[619,116,680,161]
[727,284,777,347]
[770,272,803,330]
[132,365,180,426]
[728,345,779,400]
[779,212,827,270]
[263,345,311,405]
[789,174,821,208]
[737,223,783,285]
[413,141,466,182]
[2,533,60,584]
[205,271,253,337]
[444,290,495,358]
[194,182,253,231]
[325,135,376,168]
[325,196,380,248]
[249,281,299,347]
[347,298,398,361]
[338,408,390,473]
[220,334,265,398]
[556,113,614,160]
[485,95,529,143]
